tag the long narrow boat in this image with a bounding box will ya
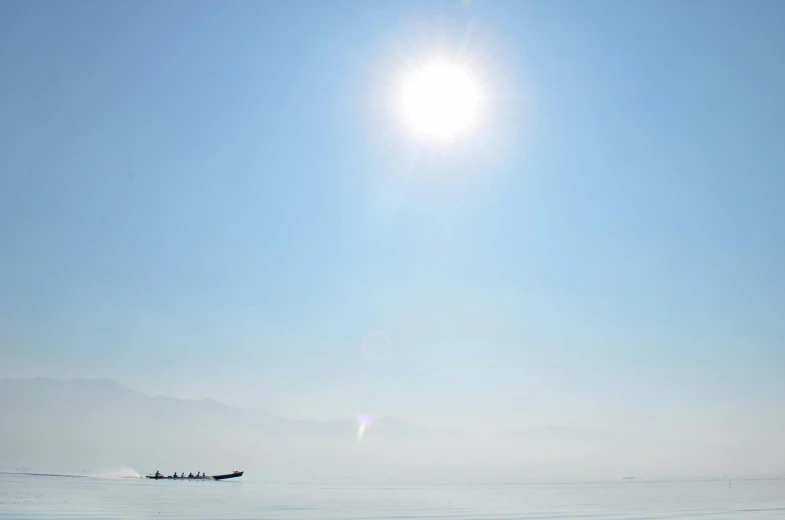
[146,471,243,480]
[212,471,244,480]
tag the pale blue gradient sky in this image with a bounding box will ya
[1,0,784,441]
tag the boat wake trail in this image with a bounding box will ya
[0,466,142,479]
[94,465,141,479]
[0,471,88,479]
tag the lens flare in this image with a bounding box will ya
[356,414,374,441]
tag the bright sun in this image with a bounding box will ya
[400,60,482,141]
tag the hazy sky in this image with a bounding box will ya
[1,1,784,442]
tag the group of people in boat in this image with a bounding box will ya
[153,470,207,479]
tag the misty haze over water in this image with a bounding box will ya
[2,378,782,481]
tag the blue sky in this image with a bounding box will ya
[1,0,784,440]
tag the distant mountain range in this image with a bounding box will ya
[0,377,462,439]
[0,377,468,474]
[499,425,642,442]
[1,377,780,478]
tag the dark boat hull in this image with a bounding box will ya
[212,472,243,480]
[146,471,243,480]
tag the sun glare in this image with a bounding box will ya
[400,60,482,141]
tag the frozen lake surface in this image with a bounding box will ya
[1,472,783,519]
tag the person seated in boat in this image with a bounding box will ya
[196,472,201,477]
[172,471,177,478]
[188,472,194,478]
[181,472,185,478]
[155,471,161,478]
